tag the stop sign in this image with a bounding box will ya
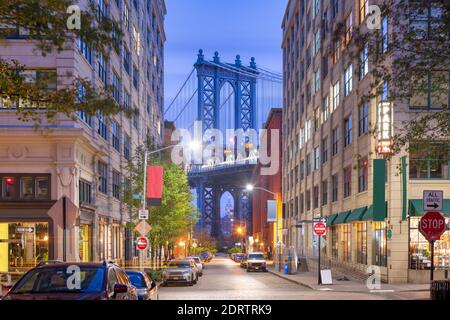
[419,211,446,241]
[313,222,327,236]
[136,236,149,251]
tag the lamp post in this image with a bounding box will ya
[245,184,281,271]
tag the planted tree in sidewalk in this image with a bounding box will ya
[0,0,133,124]
[331,0,449,163]
[124,144,198,267]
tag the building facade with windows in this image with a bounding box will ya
[0,0,166,273]
[281,0,449,283]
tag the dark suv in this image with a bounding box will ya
[2,261,138,300]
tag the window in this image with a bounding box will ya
[343,166,352,198]
[321,180,328,206]
[373,221,387,267]
[358,102,369,135]
[133,65,139,90]
[409,141,449,179]
[79,180,92,204]
[306,153,312,176]
[358,157,368,192]
[313,30,321,55]
[340,224,352,262]
[124,133,131,160]
[332,174,338,202]
[305,119,312,141]
[1,175,50,200]
[123,47,131,75]
[331,226,338,258]
[332,127,339,155]
[123,90,131,113]
[380,16,389,54]
[314,146,320,171]
[409,72,449,110]
[300,160,305,180]
[112,120,120,152]
[314,68,321,92]
[344,116,353,147]
[322,95,330,121]
[98,52,107,84]
[332,0,339,18]
[77,38,92,64]
[97,112,108,140]
[359,0,369,23]
[344,64,353,96]
[98,0,107,22]
[299,193,304,214]
[313,186,319,209]
[133,110,139,130]
[98,161,108,194]
[331,81,340,110]
[410,217,450,270]
[356,222,368,264]
[344,12,353,46]
[77,85,92,126]
[112,170,121,200]
[306,190,311,211]
[112,71,121,103]
[312,0,320,18]
[359,43,369,79]
[409,3,446,40]
[123,4,130,30]
[322,137,328,163]
[332,39,341,64]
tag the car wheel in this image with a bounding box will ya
[246,268,250,272]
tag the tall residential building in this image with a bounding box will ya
[0,0,166,273]
[282,0,449,283]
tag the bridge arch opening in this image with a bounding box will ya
[219,81,235,145]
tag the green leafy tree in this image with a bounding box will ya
[332,0,449,161]
[124,145,199,267]
[0,0,131,124]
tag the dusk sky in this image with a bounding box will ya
[163,0,288,108]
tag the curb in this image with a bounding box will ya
[267,269,315,290]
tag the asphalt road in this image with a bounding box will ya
[158,255,428,300]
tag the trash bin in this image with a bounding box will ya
[284,262,289,274]
[430,280,450,300]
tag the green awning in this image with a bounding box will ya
[409,199,450,217]
[332,211,351,225]
[362,206,373,221]
[326,214,338,227]
[345,206,368,222]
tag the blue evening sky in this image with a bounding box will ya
[164,0,288,107]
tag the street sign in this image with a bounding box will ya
[419,211,446,241]
[138,209,149,220]
[313,222,327,236]
[134,220,152,236]
[15,227,34,233]
[136,236,149,251]
[423,190,443,211]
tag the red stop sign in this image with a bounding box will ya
[136,236,149,251]
[313,222,327,236]
[419,211,446,241]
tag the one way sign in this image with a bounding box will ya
[423,190,443,211]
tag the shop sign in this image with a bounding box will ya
[15,227,34,233]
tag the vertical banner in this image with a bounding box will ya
[146,166,164,206]
[373,159,387,221]
[401,156,407,221]
[267,200,277,222]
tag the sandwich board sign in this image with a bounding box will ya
[423,190,443,211]
[320,269,333,285]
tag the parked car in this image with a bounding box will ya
[162,259,198,286]
[186,256,204,276]
[2,261,138,300]
[126,270,158,300]
[234,253,246,262]
[240,254,248,268]
[230,253,237,261]
[246,252,267,272]
[200,251,213,262]
[181,258,202,279]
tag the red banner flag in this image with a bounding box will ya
[146,166,163,206]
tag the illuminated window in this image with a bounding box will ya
[373,221,387,267]
[356,222,367,264]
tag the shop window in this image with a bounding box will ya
[331,226,338,259]
[2,177,15,199]
[356,222,367,264]
[340,224,352,262]
[373,221,387,267]
[35,177,49,199]
[20,177,34,200]
[79,224,92,262]
[1,175,49,201]
[79,180,93,204]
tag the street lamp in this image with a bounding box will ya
[245,184,281,269]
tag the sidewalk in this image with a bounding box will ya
[266,263,430,293]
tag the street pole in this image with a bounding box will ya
[140,150,148,272]
[430,240,435,281]
[318,234,321,285]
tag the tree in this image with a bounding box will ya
[332,0,449,161]
[0,0,131,124]
[124,145,199,266]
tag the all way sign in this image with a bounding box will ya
[423,190,443,211]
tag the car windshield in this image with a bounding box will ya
[248,254,265,260]
[168,262,190,268]
[126,273,146,289]
[11,266,105,294]
[189,258,201,263]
